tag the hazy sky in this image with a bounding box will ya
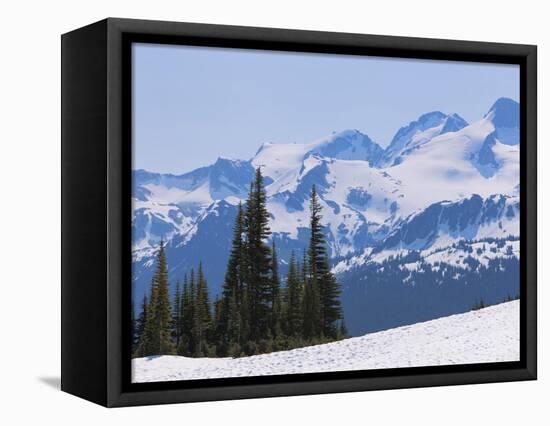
[132,43,519,174]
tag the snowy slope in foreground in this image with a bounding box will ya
[132,301,519,383]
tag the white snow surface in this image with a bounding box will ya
[132,300,519,383]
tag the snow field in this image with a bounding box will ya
[133,300,519,382]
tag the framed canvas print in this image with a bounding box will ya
[61,18,537,407]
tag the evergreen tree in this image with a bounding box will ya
[303,187,323,339]
[224,203,246,300]
[136,278,155,356]
[133,294,148,357]
[299,250,308,293]
[227,289,242,355]
[177,274,188,356]
[190,270,197,348]
[244,167,272,341]
[139,240,175,356]
[285,251,303,338]
[306,185,343,339]
[270,240,282,337]
[179,271,195,356]
[308,185,329,282]
[218,203,246,353]
[197,263,211,325]
[212,295,224,355]
[239,286,251,351]
[172,280,182,348]
[319,266,342,338]
[302,267,321,340]
[193,262,212,356]
[337,319,348,339]
[178,276,185,345]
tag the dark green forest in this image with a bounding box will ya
[133,167,346,358]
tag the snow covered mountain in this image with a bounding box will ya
[132,97,520,334]
[132,158,255,254]
[377,111,469,167]
[376,193,519,253]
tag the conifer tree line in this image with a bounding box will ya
[133,167,347,358]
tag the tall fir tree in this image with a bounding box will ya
[337,319,348,339]
[299,250,308,291]
[194,262,212,356]
[270,240,282,338]
[244,167,273,341]
[177,274,188,355]
[308,185,329,281]
[172,280,182,348]
[285,251,303,338]
[306,185,343,339]
[319,261,343,338]
[133,294,148,356]
[212,295,224,354]
[178,273,194,356]
[302,269,321,339]
[139,239,176,356]
[185,269,197,355]
[136,278,155,356]
[303,189,323,340]
[239,286,251,350]
[227,289,242,355]
[225,203,246,299]
[218,203,246,353]
[178,276,185,344]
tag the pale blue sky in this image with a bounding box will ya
[132,43,519,174]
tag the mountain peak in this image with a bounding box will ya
[331,128,362,138]
[389,111,451,146]
[379,110,467,167]
[251,130,384,178]
[441,113,468,133]
[417,111,447,124]
[485,97,519,129]
[214,157,247,167]
[310,129,383,165]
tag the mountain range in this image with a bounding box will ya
[132,97,520,335]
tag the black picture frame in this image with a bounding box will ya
[61,17,537,407]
